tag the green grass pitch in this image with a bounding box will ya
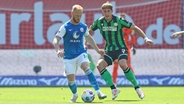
[0,87,183,104]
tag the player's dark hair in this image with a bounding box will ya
[101,1,113,10]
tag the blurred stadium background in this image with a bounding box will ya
[0,0,184,87]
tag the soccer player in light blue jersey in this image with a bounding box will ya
[53,4,106,103]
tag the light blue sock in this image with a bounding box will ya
[85,68,99,91]
[68,81,77,94]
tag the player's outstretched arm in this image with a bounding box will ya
[85,35,104,56]
[170,31,184,38]
[131,24,154,45]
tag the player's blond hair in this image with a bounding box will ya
[72,4,83,12]
[101,1,113,10]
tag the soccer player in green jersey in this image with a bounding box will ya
[89,1,154,100]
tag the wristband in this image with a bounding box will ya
[144,37,148,41]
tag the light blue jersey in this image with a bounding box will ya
[56,21,89,59]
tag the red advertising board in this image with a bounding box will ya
[0,0,182,49]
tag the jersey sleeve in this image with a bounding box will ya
[120,19,132,28]
[55,25,66,38]
[90,19,99,31]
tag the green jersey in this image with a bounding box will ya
[91,15,132,51]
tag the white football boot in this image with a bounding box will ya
[112,88,120,100]
[97,91,107,99]
[70,93,78,102]
[135,88,144,99]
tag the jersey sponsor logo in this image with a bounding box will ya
[73,31,80,39]
[70,31,81,43]
[102,26,117,31]
[70,40,80,42]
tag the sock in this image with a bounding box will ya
[85,68,99,91]
[124,67,139,88]
[96,90,100,95]
[68,81,77,94]
[88,54,96,72]
[100,69,115,88]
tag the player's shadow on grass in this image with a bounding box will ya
[106,99,140,102]
[91,102,103,103]
[76,101,103,103]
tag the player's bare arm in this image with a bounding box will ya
[52,36,64,57]
[85,35,104,56]
[131,24,154,45]
[170,31,184,38]
[89,28,94,35]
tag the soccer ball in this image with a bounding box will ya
[81,89,95,103]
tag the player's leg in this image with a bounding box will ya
[64,59,78,102]
[118,55,144,99]
[79,53,107,99]
[87,53,96,72]
[67,74,78,102]
[127,48,134,72]
[112,59,119,84]
[97,55,120,100]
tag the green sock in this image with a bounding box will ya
[124,67,139,88]
[100,69,114,87]
[88,54,95,72]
